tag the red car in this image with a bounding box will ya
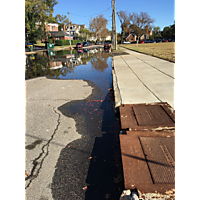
[163,39,168,42]
[104,41,111,49]
[76,42,83,48]
[139,40,144,44]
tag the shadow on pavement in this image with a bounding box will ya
[51,90,124,200]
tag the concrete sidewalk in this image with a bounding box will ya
[113,47,175,109]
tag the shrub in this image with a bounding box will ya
[55,39,83,46]
[48,39,53,43]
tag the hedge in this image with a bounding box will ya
[55,40,83,46]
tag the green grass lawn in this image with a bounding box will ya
[34,43,76,49]
[119,42,175,62]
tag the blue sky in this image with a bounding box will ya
[53,0,175,33]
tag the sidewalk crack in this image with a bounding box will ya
[25,107,61,189]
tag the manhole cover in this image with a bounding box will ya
[139,137,175,184]
[119,102,175,130]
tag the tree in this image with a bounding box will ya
[79,28,93,41]
[162,26,171,38]
[55,14,69,31]
[116,11,130,44]
[89,14,108,41]
[151,26,162,39]
[169,22,175,40]
[129,12,154,44]
[25,0,58,43]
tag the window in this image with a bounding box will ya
[52,26,54,31]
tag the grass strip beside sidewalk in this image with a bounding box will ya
[119,42,175,62]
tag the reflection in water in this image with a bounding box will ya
[25,47,111,80]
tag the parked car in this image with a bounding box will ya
[156,39,162,43]
[95,41,102,45]
[151,40,156,43]
[76,42,83,48]
[88,42,92,46]
[139,40,144,44]
[25,43,35,48]
[104,41,111,48]
[122,41,131,44]
[82,42,89,47]
[144,40,151,43]
[162,39,168,42]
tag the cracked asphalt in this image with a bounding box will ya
[25,77,93,199]
[25,51,125,200]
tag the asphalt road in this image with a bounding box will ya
[25,53,124,199]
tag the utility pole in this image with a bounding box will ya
[68,12,72,51]
[68,11,74,79]
[112,0,117,50]
[112,0,114,47]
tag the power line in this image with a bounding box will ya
[70,7,112,18]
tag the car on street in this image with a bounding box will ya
[88,42,92,46]
[139,40,144,44]
[122,41,131,44]
[76,42,83,48]
[82,42,89,47]
[95,41,102,45]
[156,39,162,43]
[162,39,168,42]
[144,40,151,43]
[104,41,111,49]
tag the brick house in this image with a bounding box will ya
[35,22,59,32]
[126,28,153,42]
[50,24,73,43]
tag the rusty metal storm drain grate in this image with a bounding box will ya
[139,137,175,184]
[118,102,175,198]
[119,130,175,198]
[119,102,175,130]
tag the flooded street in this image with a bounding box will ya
[25,47,124,199]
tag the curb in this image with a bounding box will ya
[112,59,122,108]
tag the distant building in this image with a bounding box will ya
[35,22,59,32]
[50,24,73,42]
[65,24,87,40]
[125,28,153,42]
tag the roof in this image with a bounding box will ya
[50,31,71,37]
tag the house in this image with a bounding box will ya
[65,24,87,40]
[125,28,153,42]
[34,22,59,41]
[50,31,73,41]
[35,22,59,32]
[50,24,73,42]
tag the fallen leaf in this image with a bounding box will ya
[88,157,92,159]
[67,146,71,148]
[25,171,29,177]
[82,186,87,190]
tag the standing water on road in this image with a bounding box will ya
[25,47,124,199]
